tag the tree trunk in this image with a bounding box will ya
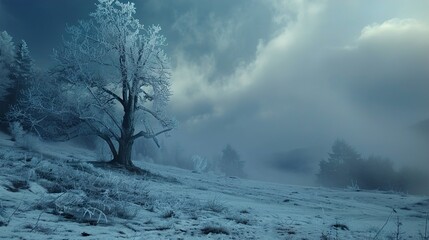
[112,137,134,167]
[111,47,137,169]
[111,94,136,168]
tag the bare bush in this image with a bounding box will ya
[226,214,251,225]
[204,197,227,213]
[192,155,209,173]
[9,122,40,151]
[201,225,229,235]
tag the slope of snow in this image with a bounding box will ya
[0,135,428,240]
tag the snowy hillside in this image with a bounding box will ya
[0,134,428,240]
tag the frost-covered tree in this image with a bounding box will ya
[0,31,15,102]
[9,0,174,170]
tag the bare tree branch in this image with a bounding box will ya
[132,127,172,141]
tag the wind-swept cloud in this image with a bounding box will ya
[332,18,429,122]
[167,1,429,181]
[359,18,429,42]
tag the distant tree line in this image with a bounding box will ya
[318,139,429,194]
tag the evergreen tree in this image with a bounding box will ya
[0,31,16,128]
[9,40,34,106]
[219,144,246,177]
[318,139,361,187]
[0,31,15,102]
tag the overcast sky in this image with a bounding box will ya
[1,0,428,184]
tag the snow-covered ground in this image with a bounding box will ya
[0,134,428,240]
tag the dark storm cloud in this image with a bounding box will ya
[0,0,277,78]
[167,0,277,79]
[0,0,94,66]
[1,0,428,185]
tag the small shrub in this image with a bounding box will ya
[276,224,297,236]
[191,155,209,173]
[201,225,229,235]
[160,209,175,219]
[154,225,171,231]
[161,210,175,218]
[226,214,250,225]
[239,209,250,214]
[9,121,25,142]
[4,178,30,192]
[331,223,349,231]
[204,198,226,213]
[9,122,40,151]
[82,207,108,224]
[347,179,360,191]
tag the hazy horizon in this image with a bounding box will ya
[1,0,428,186]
